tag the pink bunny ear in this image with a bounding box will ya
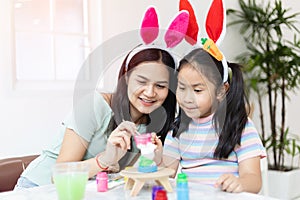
[164,11,189,48]
[140,7,159,44]
[179,0,199,45]
[205,0,225,44]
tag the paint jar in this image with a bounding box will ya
[152,185,164,200]
[176,173,189,200]
[96,172,108,192]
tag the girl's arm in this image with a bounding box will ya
[215,156,262,193]
[151,133,180,177]
[161,155,180,178]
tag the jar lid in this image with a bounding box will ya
[97,172,108,178]
[177,173,188,183]
[155,190,167,200]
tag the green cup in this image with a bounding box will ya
[52,162,89,200]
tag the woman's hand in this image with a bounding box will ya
[96,121,138,171]
[108,121,137,150]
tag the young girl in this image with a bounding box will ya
[153,48,266,193]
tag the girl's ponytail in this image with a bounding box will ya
[214,62,250,158]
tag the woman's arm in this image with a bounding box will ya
[56,128,104,178]
[55,92,123,179]
[56,128,88,162]
[215,156,262,193]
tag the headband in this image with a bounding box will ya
[180,0,229,82]
[125,7,189,71]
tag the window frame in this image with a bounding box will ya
[11,0,102,92]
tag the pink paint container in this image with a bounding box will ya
[96,172,108,192]
[134,133,151,146]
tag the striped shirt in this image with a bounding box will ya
[163,114,266,185]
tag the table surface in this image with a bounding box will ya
[0,179,279,200]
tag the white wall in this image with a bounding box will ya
[100,0,244,60]
[1,0,300,159]
[101,0,300,136]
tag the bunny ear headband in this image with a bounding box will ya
[180,0,229,83]
[125,7,190,70]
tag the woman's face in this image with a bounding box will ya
[127,61,170,118]
[176,64,218,119]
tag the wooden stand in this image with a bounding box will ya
[119,167,175,196]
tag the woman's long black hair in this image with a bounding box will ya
[173,48,249,159]
[111,47,177,144]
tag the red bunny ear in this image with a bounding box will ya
[205,0,225,44]
[164,10,189,48]
[140,7,159,44]
[179,0,199,45]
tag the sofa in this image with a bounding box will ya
[0,154,39,192]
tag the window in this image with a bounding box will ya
[12,0,101,90]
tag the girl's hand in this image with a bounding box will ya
[150,132,162,151]
[108,121,137,150]
[150,132,163,166]
[214,174,244,193]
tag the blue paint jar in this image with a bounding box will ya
[176,173,189,200]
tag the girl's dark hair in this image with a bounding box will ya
[173,48,249,159]
[111,47,177,144]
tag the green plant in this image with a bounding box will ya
[227,0,300,171]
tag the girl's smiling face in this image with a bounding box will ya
[127,61,170,121]
[176,64,219,119]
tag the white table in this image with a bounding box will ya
[0,179,279,200]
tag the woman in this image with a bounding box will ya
[15,46,177,189]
